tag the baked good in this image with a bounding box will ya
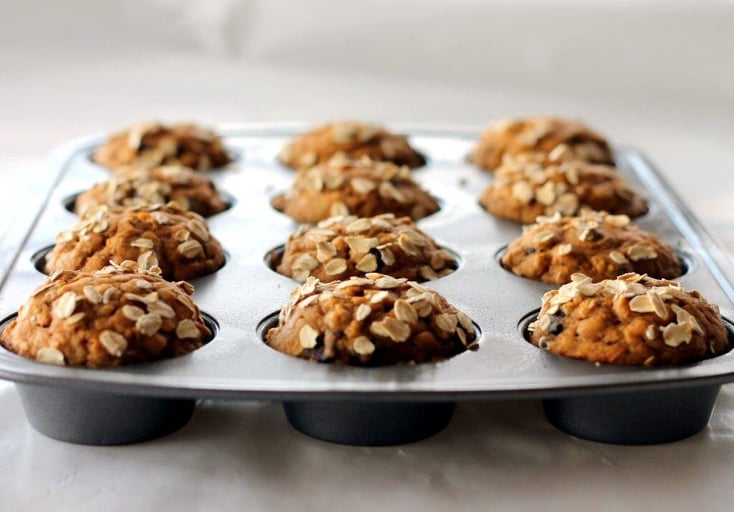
[0,263,210,367]
[274,214,457,282]
[470,117,613,172]
[502,211,682,284]
[529,273,729,366]
[74,165,229,217]
[272,157,439,223]
[278,121,425,169]
[45,204,225,281]
[92,121,232,171]
[479,158,648,223]
[266,273,477,366]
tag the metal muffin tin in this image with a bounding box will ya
[1,124,734,446]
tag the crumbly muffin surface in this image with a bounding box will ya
[471,117,613,172]
[45,204,224,281]
[503,211,682,284]
[278,121,425,169]
[74,165,228,217]
[479,158,648,223]
[92,121,232,171]
[275,214,457,282]
[529,273,729,366]
[272,157,438,223]
[266,273,477,365]
[1,264,210,367]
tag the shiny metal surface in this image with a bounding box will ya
[1,125,733,401]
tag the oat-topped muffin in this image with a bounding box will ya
[272,157,439,223]
[503,211,682,284]
[479,158,648,223]
[92,121,232,171]
[0,263,210,367]
[278,121,426,169]
[529,273,729,366]
[470,117,613,172]
[266,273,476,366]
[45,203,224,281]
[74,166,229,217]
[274,214,457,283]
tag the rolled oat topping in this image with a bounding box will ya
[74,165,228,217]
[92,121,232,171]
[479,158,648,223]
[275,213,457,283]
[272,156,439,223]
[528,272,728,366]
[45,203,225,281]
[502,210,681,284]
[278,120,426,170]
[266,273,477,366]
[0,264,210,367]
[470,117,613,172]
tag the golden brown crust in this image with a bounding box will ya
[278,121,426,169]
[529,273,729,366]
[503,211,682,284]
[0,264,210,368]
[272,157,439,223]
[45,204,225,281]
[274,214,457,282]
[92,121,232,171]
[470,117,613,172]
[479,158,648,223]
[74,166,229,217]
[266,273,476,366]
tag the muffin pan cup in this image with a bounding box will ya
[283,400,455,446]
[542,384,721,445]
[16,383,195,445]
[1,124,734,447]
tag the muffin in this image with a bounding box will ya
[529,273,729,366]
[272,157,439,223]
[45,203,225,281]
[274,214,457,282]
[74,165,229,217]
[0,263,211,367]
[278,121,426,169]
[479,158,648,223]
[92,121,232,171]
[502,211,682,284]
[470,117,614,172]
[266,273,477,366]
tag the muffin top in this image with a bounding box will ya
[272,156,439,223]
[529,273,729,366]
[266,273,476,366]
[278,121,426,170]
[502,211,682,284]
[92,121,232,171]
[470,116,613,172]
[275,214,457,283]
[46,203,225,281]
[74,165,229,218]
[479,158,648,223]
[0,263,210,367]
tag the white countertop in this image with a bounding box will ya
[3,379,734,512]
[1,1,733,510]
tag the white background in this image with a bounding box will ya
[1,1,733,510]
[2,0,732,245]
